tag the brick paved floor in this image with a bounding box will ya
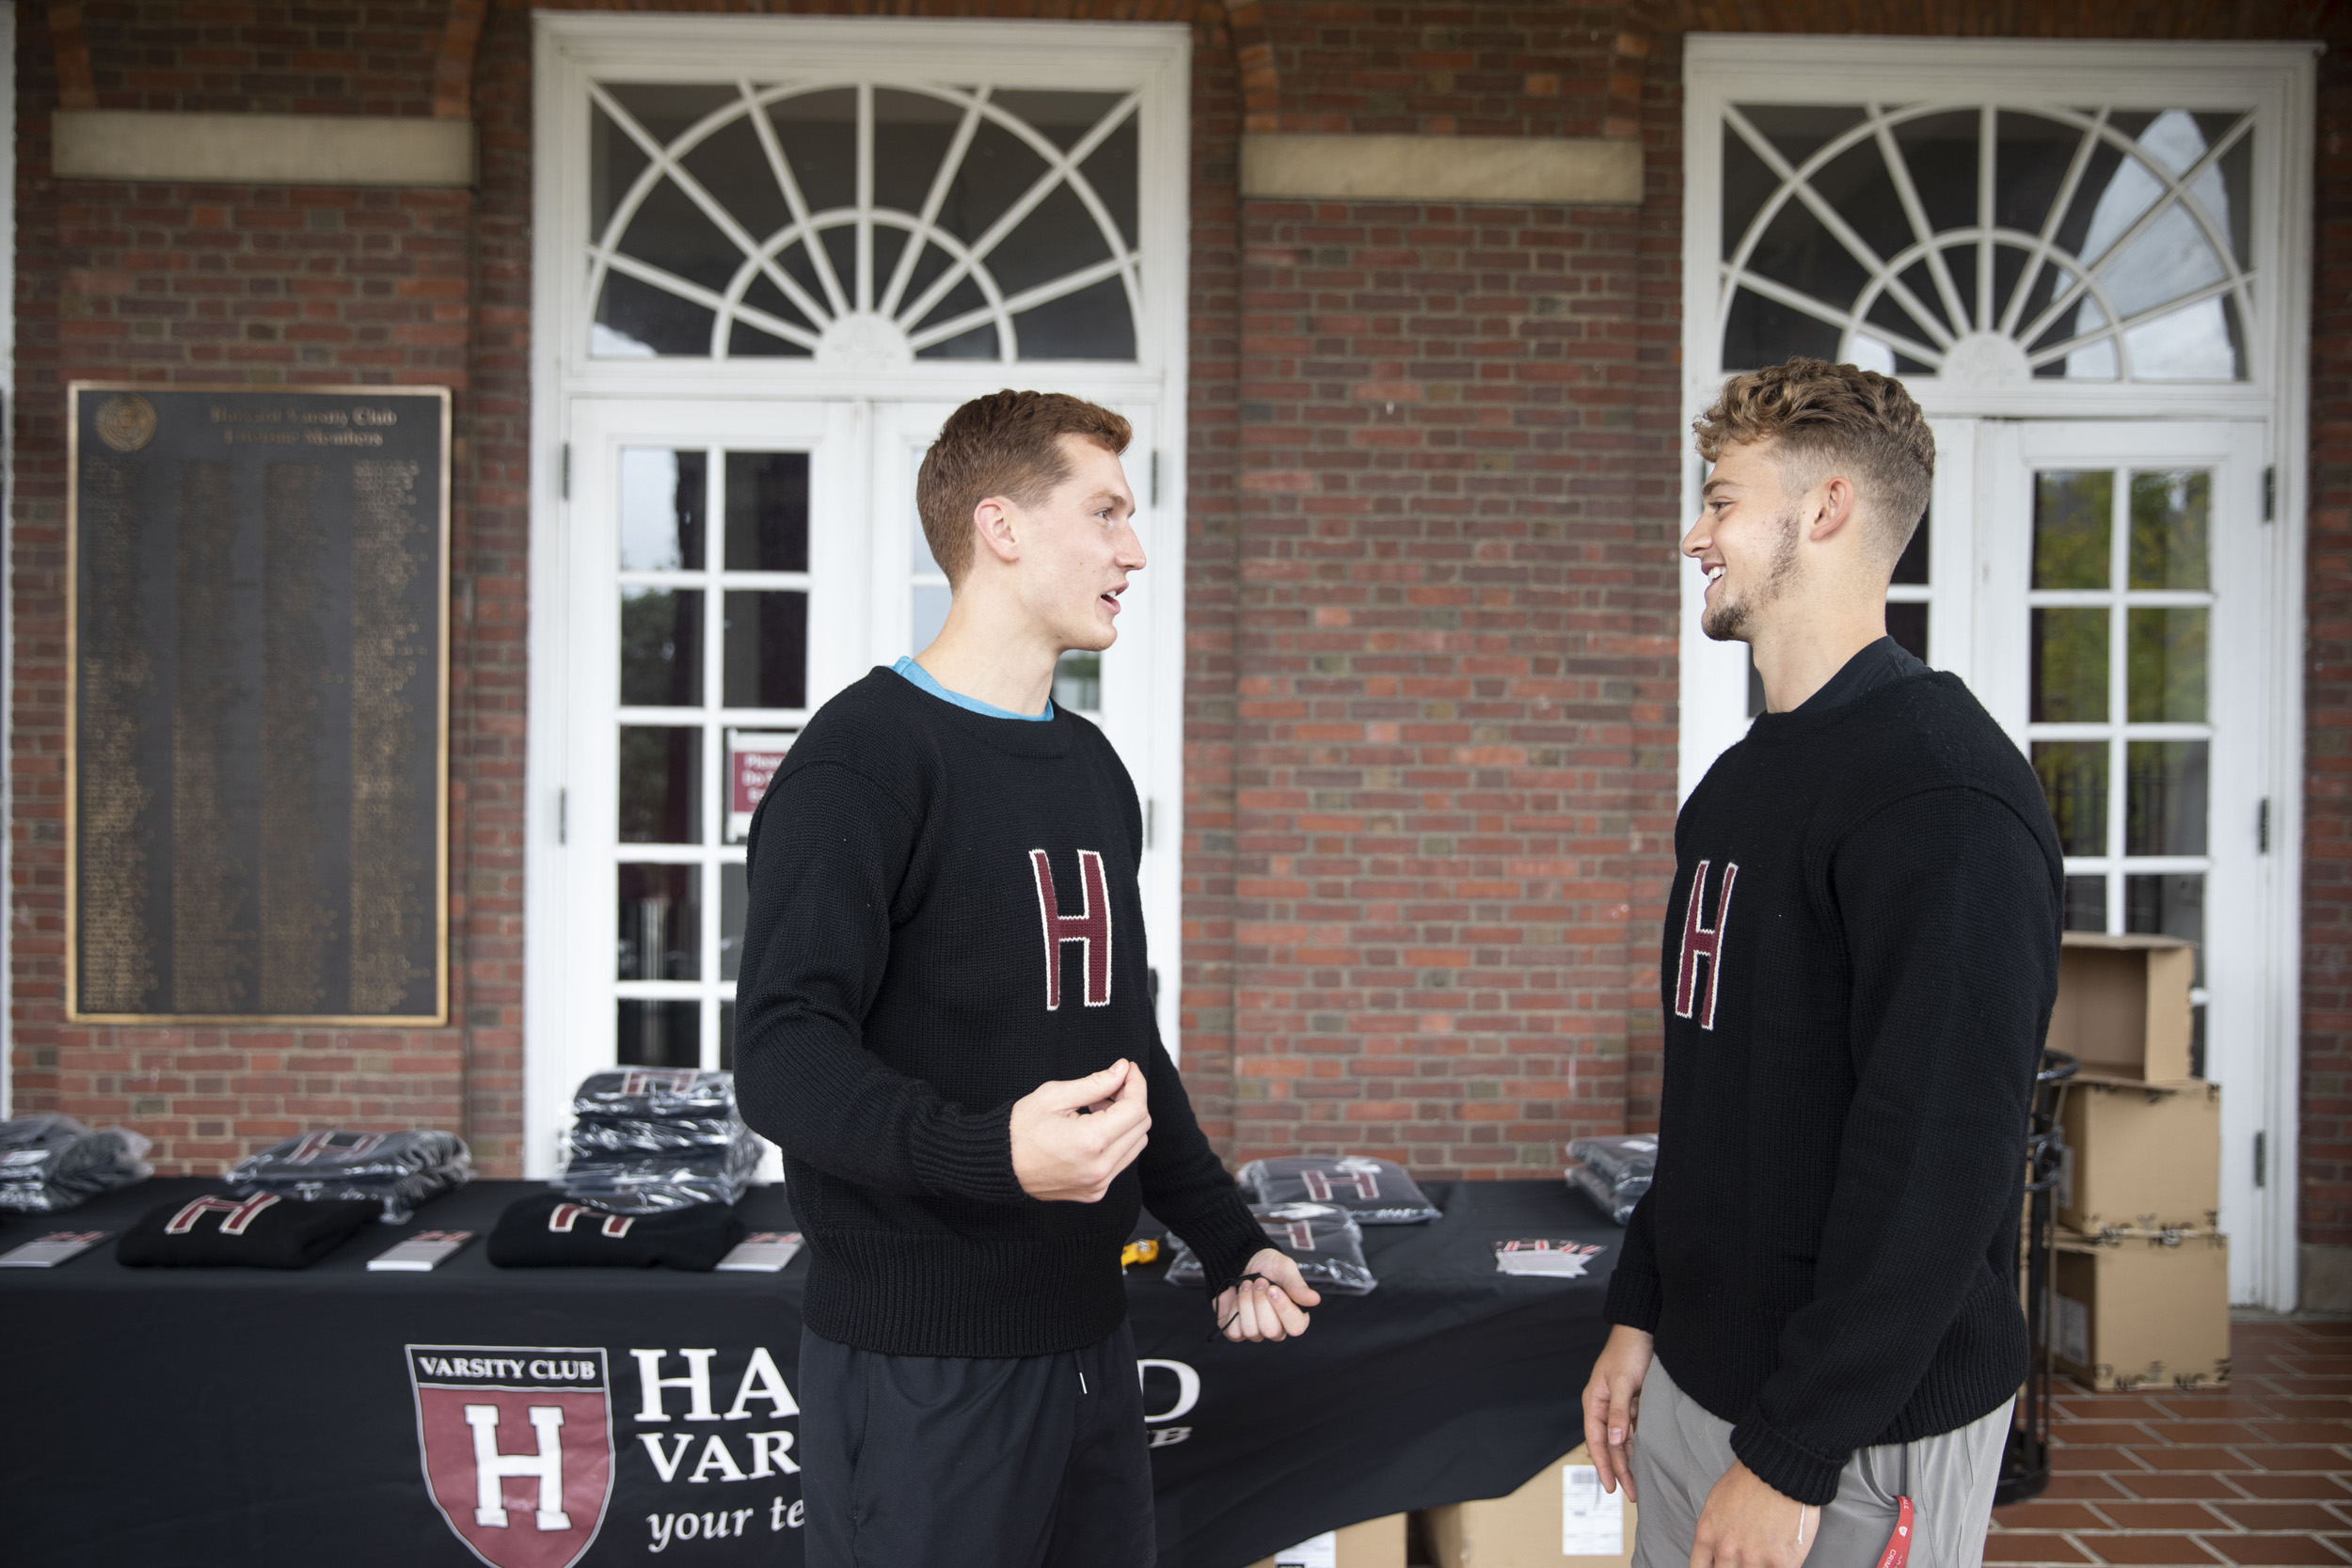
[1988,1317,2352,1564]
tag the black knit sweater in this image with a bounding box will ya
[1605,664,2063,1505]
[734,669,1266,1357]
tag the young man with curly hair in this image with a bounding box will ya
[735,390,1318,1568]
[1581,360,2064,1568]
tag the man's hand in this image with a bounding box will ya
[1580,1323,1654,1501]
[1214,1247,1321,1341]
[1009,1060,1150,1202]
[1691,1461,1818,1568]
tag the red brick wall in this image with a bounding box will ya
[2301,34,2352,1253]
[8,3,487,1172]
[1224,5,1681,1177]
[83,0,447,116]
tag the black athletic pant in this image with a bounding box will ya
[798,1321,1156,1568]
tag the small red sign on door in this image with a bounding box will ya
[728,730,795,841]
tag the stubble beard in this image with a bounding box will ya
[1700,505,1803,643]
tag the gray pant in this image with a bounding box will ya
[1629,1358,2010,1568]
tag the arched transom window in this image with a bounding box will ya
[1719,103,2254,384]
[587,80,1143,365]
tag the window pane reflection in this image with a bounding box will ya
[2031,608,2108,722]
[1886,603,1928,664]
[619,448,706,570]
[1891,510,1931,587]
[2126,607,2207,722]
[2033,471,2111,590]
[2063,875,2108,932]
[2033,741,2107,856]
[620,725,702,844]
[721,862,747,984]
[913,585,951,656]
[724,452,810,573]
[618,1000,700,1069]
[1053,651,1101,713]
[2129,470,2211,591]
[620,588,702,707]
[2125,740,2208,857]
[2125,872,2204,987]
[618,863,700,981]
[723,592,809,709]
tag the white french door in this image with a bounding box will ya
[526,15,1195,1176]
[1678,37,2314,1307]
[534,395,1182,1170]
[1976,420,2285,1302]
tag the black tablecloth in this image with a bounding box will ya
[0,1177,1618,1568]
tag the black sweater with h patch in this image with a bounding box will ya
[1604,665,2064,1506]
[735,670,1265,1358]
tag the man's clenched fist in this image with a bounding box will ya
[1010,1059,1152,1202]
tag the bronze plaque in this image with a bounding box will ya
[69,385,451,1023]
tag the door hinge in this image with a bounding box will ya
[2254,1130,2268,1189]
[557,787,568,846]
[2258,797,2271,853]
[561,442,571,500]
[2264,465,2275,522]
[1145,798,1156,850]
[1150,451,1161,508]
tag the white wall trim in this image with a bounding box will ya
[51,110,476,187]
[1239,133,1642,204]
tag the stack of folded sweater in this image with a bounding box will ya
[1166,1200,1379,1296]
[1565,1133,1657,1226]
[0,1114,152,1212]
[229,1130,472,1224]
[1238,1153,1441,1224]
[553,1069,761,1214]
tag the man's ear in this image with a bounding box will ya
[972,495,1022,567]
[1806,475,1857,544]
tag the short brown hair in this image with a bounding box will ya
[916,390,1132,584]
[1692,358,1936,570]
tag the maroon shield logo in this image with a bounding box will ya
[407,1345,614,1568]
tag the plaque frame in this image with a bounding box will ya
[65,381,453,1025]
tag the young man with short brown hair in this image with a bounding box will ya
[1581,359,2064,1568]
[736,389,1318,1568]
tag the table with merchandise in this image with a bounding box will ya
[0,1108,1633,1568]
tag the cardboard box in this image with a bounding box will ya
[1247,1513,1406,1568]
[2056,1075,2220,1233]
[2044,933,2196,1083]
[1424,1444,1637,1568]
[2053,1227,2230,1392]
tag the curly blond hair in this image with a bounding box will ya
[1692,359,1936,569]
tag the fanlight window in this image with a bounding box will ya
[587,80,1143,364]
[1720,103,2254,383]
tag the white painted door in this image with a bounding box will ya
[1976,419,2283,1302]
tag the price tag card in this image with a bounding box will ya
[717,1231,804,1273]
[1271,1532,1336,1568]
[368,1230,476,1272]
[1493,1239,1608,1277]
[0,1230,109,1268]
